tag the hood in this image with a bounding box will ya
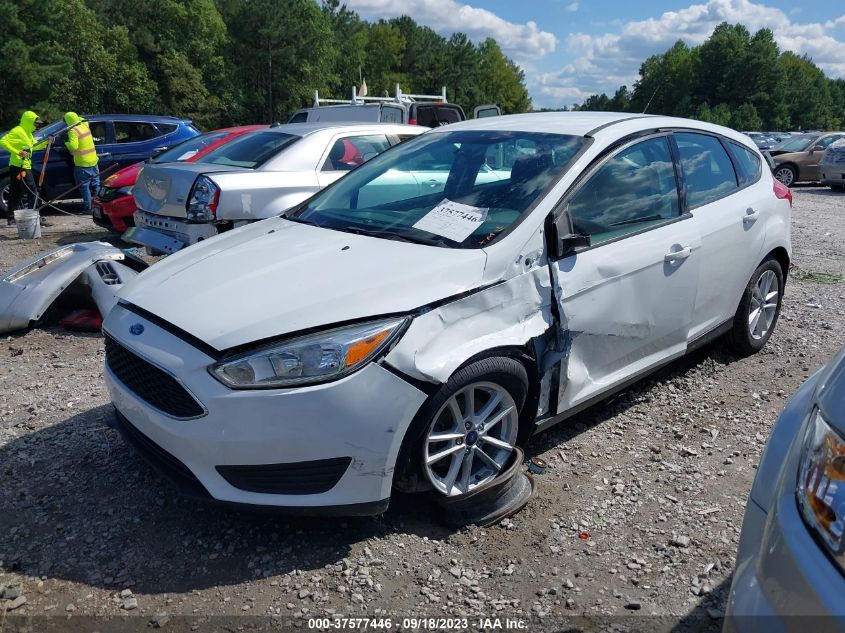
[64,111,82,126]
[20,110,40,134]
[104,162,144,189]
[119,217,488,351]
[134,162,247,218]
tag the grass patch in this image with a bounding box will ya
[792,268,845,284]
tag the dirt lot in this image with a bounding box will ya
[1,187,844,632]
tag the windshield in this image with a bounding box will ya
[152,131,229,163]
[195,130,299,169]
[775,135,815,152]
[289,130,586,248]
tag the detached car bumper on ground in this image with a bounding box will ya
[725,345,845,631]
[106,112,792,514]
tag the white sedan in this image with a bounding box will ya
[125,122,426,254]
[105,112,792,514]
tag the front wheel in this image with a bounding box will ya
[397,357,529,496]
[774,164,797,187]
[728,259,784,355]
[0,176,10,216]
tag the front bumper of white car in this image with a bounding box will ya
[123,211,219,254]
[103,303,428,515]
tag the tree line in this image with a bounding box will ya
[0,0,531,130]
[572,22,845,131]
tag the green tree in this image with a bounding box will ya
[478,38,531,113]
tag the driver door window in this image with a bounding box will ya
[567,136,680,245]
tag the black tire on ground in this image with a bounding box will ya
[0,175,10,216]
[728,258,784,356]
[393,356,529,494]
[773,164,797,187]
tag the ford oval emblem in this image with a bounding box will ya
[129,323,144,336]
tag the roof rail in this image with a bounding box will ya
[312,84,448,108]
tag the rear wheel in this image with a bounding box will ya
[774,164,797,187]
[728,259,784,355]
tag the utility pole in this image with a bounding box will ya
[268,41,274,122]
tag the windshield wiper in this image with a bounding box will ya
[329,225,430,245]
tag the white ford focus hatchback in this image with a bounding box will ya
[104,113,792,515]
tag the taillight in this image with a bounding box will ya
[773,179,793,208]
[186,175,220,222]
[408,118,417,125]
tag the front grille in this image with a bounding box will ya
[216,457,352,495]
[105,334,204,418]
[111,409,210,499]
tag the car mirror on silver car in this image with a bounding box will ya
[551,217,591,258]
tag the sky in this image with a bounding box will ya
[341,0,845,108]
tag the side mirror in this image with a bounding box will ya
[551,218,591,258]
[810,144,824,153]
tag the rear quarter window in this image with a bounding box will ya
[675,132,738,207]
[726,142,762,187]
[156,123,178,135]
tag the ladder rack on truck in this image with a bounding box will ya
[313,85,449,108]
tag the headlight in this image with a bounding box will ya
[187,175,219,222]
[3,245,74,283]
[797,408,845,570]
[210,317,409,389]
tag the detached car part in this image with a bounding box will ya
[0,242,144,333]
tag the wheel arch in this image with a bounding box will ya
[764,246,791,283]
[390,344,541,493]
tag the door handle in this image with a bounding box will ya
[423,180,440,187]
[98,152,111,158]
[664,246,691,263]
[743,207,759,222]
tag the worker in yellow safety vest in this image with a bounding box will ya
[0,110,48,225]
[63,112,100,215]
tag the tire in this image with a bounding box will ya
[0,175,10,216]
[728,259,784,356]
[774,164,797,187]
[394,357,529,496]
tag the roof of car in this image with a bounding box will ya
[81,114,193,123]
[440,112,654,136]
[254,122,424,135]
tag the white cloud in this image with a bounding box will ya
[342,0,557,58]
[565,2,579,12]
[536,0,845,108]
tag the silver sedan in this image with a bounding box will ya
[126,122,426,254]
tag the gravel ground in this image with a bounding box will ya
[1,187,843,632]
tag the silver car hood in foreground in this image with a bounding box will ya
[118,218,488,351]
[134,163,248,218]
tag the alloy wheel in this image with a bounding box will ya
[748,269,779,340]
[774,166,794,187]
[423,381,519,496]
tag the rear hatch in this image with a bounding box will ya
[411,103,466,127]
[134,163,245,218]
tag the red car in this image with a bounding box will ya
[92,125,266,233]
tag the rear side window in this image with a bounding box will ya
[114,122,159,143]
[726,142,762,187]
[414,105,464,127]
[567,136,680,245]
[288,111,308,123]
[156,123,178,135]
[381,106,404,124]
[322,135,390,172]
[675,132,737,207]
[195,131,299,169]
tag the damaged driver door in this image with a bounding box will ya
[549,134,701,412]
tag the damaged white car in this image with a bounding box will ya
[104,112,792,515]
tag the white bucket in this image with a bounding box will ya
[13,208,41,240]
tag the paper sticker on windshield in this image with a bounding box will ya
[177,150,199,161]
[413,199,488,242]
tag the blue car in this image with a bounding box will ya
[0,114,199,215]
[725,344,845,631]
